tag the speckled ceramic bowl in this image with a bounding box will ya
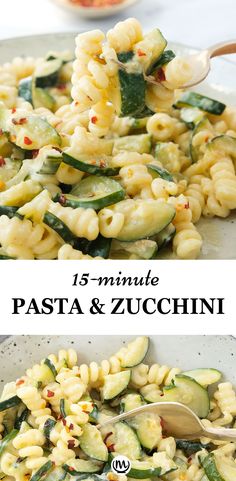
[0,33,235,259]
[0,336,235,391]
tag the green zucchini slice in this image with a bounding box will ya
[113,134,152,154]
[63,460,103,475]
[18,77,56,110]
[148,49,175,74]
[147,163,173,182]
[129,461,161,479]
[118,336,149,368]
[30,461,53,481]
[80,424,108,462]
[0,429,18,456]
[154,223,175,250]
[110,51,146,118]
[60,399,70,418]
[175,92,226,115]
[134,29,167,74]
[101,371,131,400]
[120,393,144,413]
[8,113,61,150]
[114,201,175,242]
[206,135,236,161]
[35,58,62,88]
[0,250,16,260]
[14,408,29,430]
[0,206,21,219]
[111,239,158,260]
[43,418,57,440]
[182,368,222,387]
[176,440,211,457]
[0,396,21,412]
[163,374,210,418]
[43,211,76,245]
[113,422,141,459]
[63,151,119,176]
[44,467,67,481]
[129,412,161,450]
[202,453,236,481]
[18,77,33,104]
[75,235,111,259]
[55,176,124,210]
[180,107,205,129]
[43,358,57,378]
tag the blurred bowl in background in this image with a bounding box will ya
[50,0,140,18]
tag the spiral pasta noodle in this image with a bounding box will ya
[107,18,143,53]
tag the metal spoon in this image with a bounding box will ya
[98,402,236,442]
[113,40,236,89]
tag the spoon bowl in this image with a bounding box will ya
[98,402,236,442]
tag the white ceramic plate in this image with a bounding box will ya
[0,33,235,259]
[50,0,140,18]
[0,335,235,392]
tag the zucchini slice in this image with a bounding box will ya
[117,336,149,368]
[44,467,67,481]
[7,113,61,150]
[120,393,143,413]
[114,201,175,242]
[14,408,29,430]
[190,118,214,163]
[147,164,173,182]
[182,368,222,387]
[0,206,21,219]
[18,77,56,110]
[54,177,124,210]
[60,399,70,418]
[129,461,161,479]
[0,250,16,260]
[101,371,131,401]
[130,412,162,450]
[154,223,175,250]
[148,49,175,74]
[110,51,146,118]
[113,422,141,459]
[35,58,62,88]
[0,429,18,456]
[202,453,236,481]
[163,374,210,418]
[180,107,205,129]
[30,461,53,481]
[80,424,108,462]
[0,396,21,412]
[206,135,236,161]
[63,152,119,176]
[63,460,103,475]
[111,239,158,260]
[113,134,152,154]
[134,29,167,74]
[43,211,76,245]
[76,235,111,259]
[175,92,226,115]
[176,440,211,457]
[43,418,57,440]
[18,77,33,104]
[44,358,57,378]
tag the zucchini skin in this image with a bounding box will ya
[176,440,211,457]
[14,408,29,430]
[175,92,226,115]
[30,461,54,481]
[0,429,19,456]
[0,396,21,412]
[43,212,76,246]
[63,153,119,177]
[128,466,161,479]
[117,52,146,118]
[43,418,57,440]
[53,189,125,210]
[148,49,175,74]
[44,358,57,377]
[76,235,112,259]
[0,206,23,219]
[201,454,225,481]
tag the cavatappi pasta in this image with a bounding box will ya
[0,336,236,481]
[0,19,236,260]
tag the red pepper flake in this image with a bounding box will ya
[187,456,192,463]
[57,84,66,91]
[0,129,3,136]
[154,67,166,82]
[0,156,6,167]
[68,440,75,449]
[69,423,74,431]
[68,467,74,472]
[91,116,98,124]
[47,390,55,398]
[58,194,66,206]
[104,432,113,443]
[137,49,146,57]
[184,202,190,209]
[12,117,27,126]
[100,160,106,168]
[62,418,67,426]
[57,414,63,420]
[16,378,25,386]
[74,102,79,107]
[12,108,16,113]
[107,444,115,452]
[160,393,164,397]
[24,136,33,146]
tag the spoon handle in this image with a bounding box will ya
[203,426,236,442]
[208,40,236,58]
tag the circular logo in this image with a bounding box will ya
[111,455,131,475]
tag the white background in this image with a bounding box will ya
[1,261,234,335]
[0,0,236,64]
